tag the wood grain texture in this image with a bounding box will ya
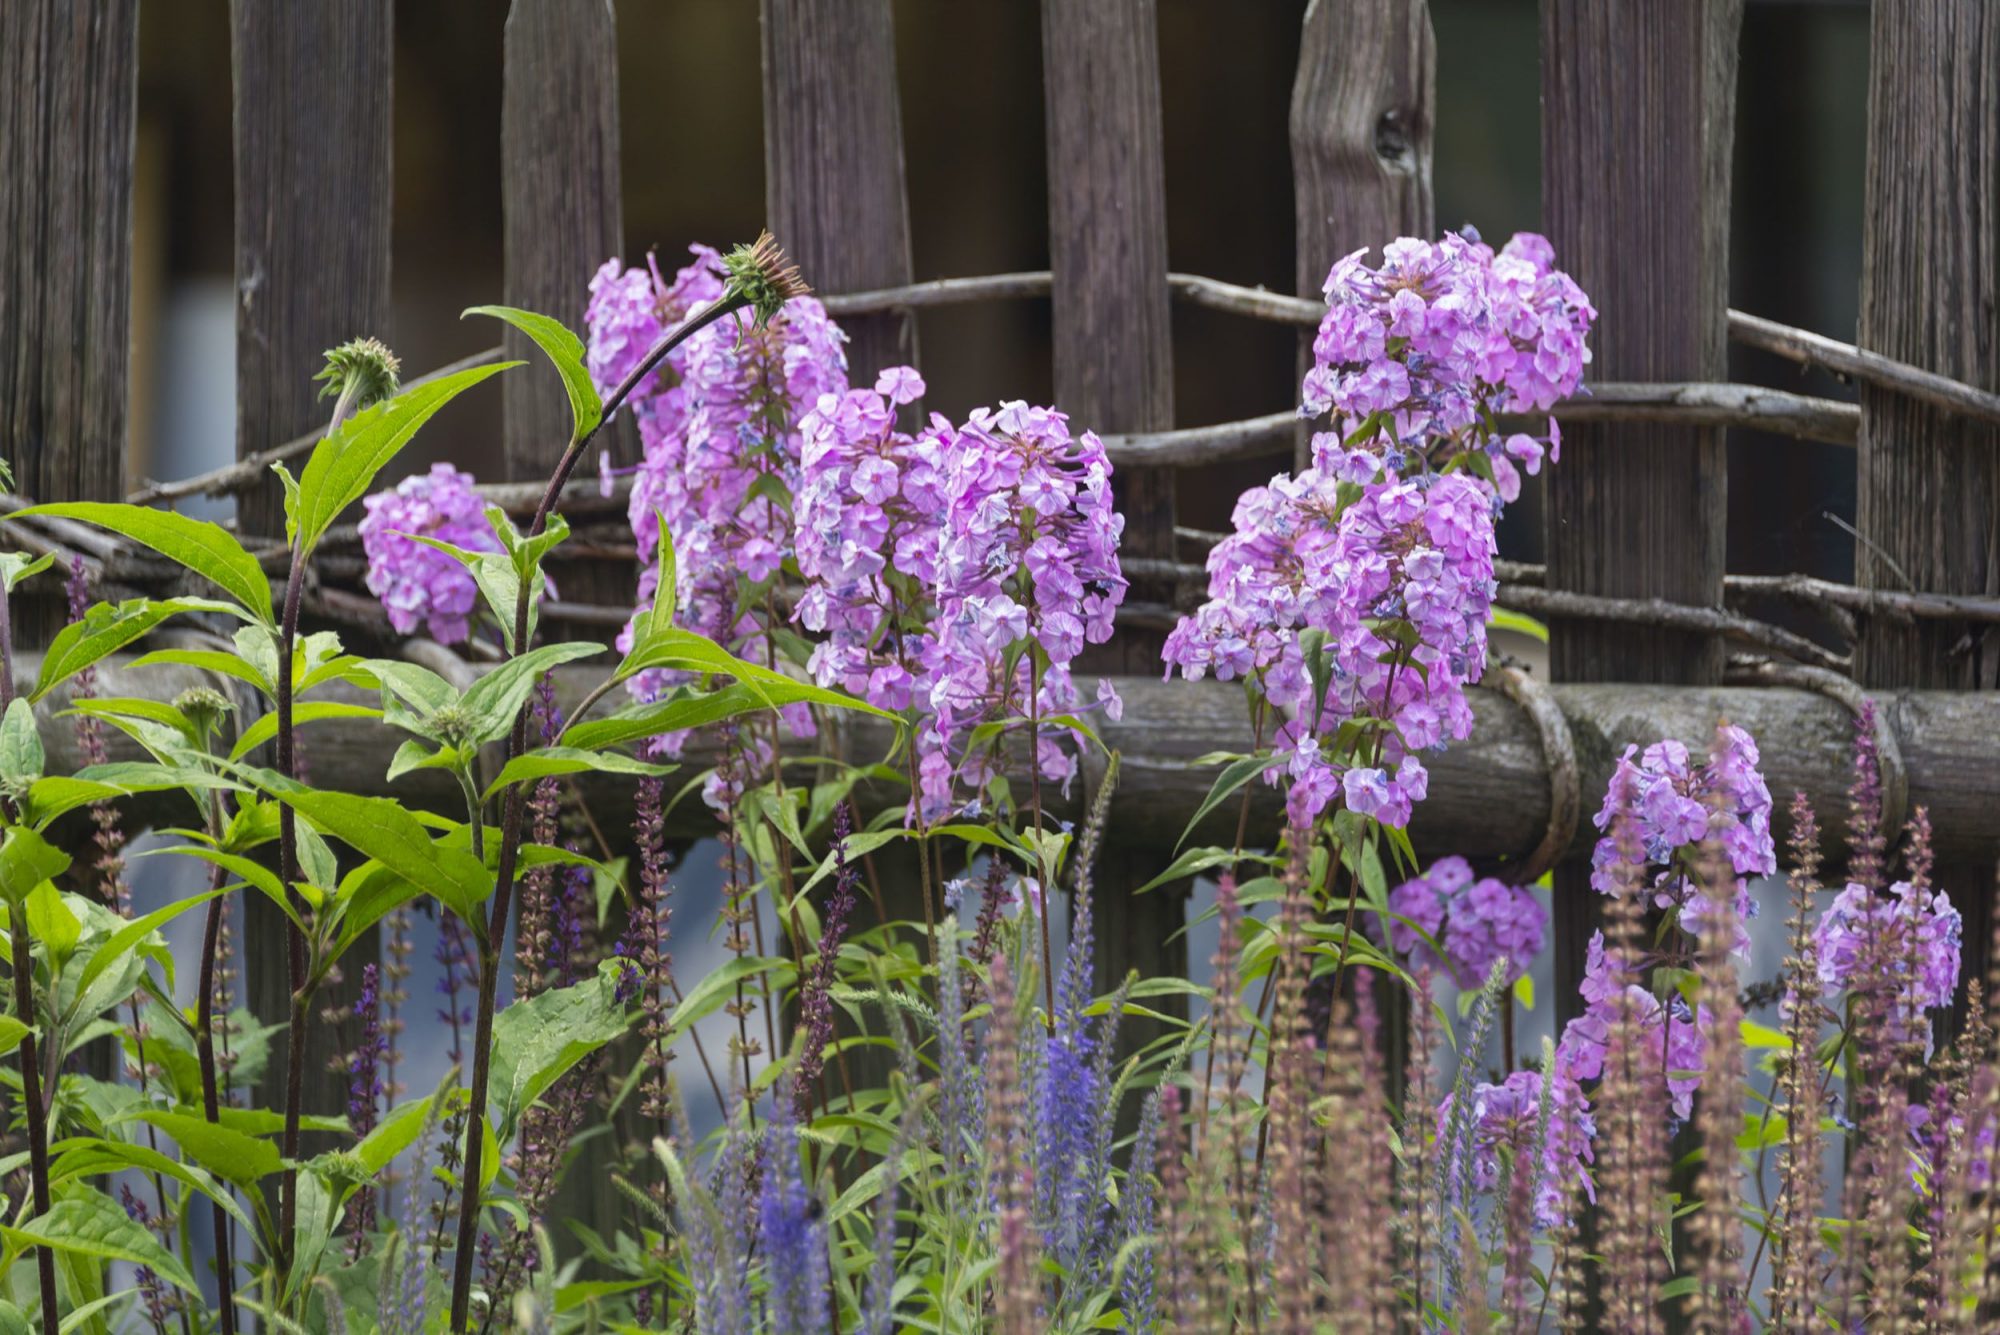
[36,662,2000,871]
[1041,0,1175,560]
[231,0,393,1132]
[1854,0,2000,1014]
[1540,0,1743,1050]
[231,0,394,539]
[0,1,138,641]
[502,0,631,615]
[760,0,915,388]
[1289,0,1435,469]
[1040,0,1181,1043]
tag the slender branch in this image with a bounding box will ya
[1495,582,1849,673]
[1727,307,2000,429]
[10,910,59,1333]
[195,857,238,1335]
[126,346,509,506]
[447,290,750,1334]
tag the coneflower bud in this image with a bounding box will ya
[721,231,809,326]
[173,685,233,743]
[315,335,402,412]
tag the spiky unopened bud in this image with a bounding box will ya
[722,231,809,326]
[315,336,402,411]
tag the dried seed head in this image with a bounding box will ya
[315,336,402,410]
[722,231,809,325]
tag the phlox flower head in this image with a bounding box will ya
[1437,1064,1596,1231]
[1383,855,1545,989]
[359,462,502,645]
[1815,878,1961,1043]
[1556,931,1711,1124]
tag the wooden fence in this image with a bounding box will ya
[5,0,2000,1188]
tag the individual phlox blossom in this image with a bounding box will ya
[1814,879,1962,1043]
[1383,855,1545,989]
[1302,228,1594,462]
[1436,1064,1597,1231]
[360,462,503,645]
[1589,726,1775,944]
[1556,930,1711,1124]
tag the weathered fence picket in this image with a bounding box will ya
[1855,0,2000,1008]
[1288,0,1435,472]
[1040,0,1185,1040]
[0,2,139,642]
[761,0,916,389]
[231,0,395,1131]
[1540,0,1744,1026]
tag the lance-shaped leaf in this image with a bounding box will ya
[0,699,42,787]
[4,1188,199,1297]
[456,641,603,746]
[11,503,273,624]
[480,746,674,802]
[228,700,380,762]
[464,306,601,440]
[488,961,633,1139]
[0,827,68,904]
[559,684,770,751]
[293,360,519,556]
[617,626,896,721]
[33,596,243,704]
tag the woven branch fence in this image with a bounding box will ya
[4,0,1998,1238]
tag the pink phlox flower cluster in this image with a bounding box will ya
[796,378,1127,823]
[1167,229,1590,833]
[1555,930,1711,1124]
[1383,855,1546,989]
[1302,229,1593,489]
[359,462,505,645]
[1815,878,1962,1043]
[1589,725,1775,954]
[587,246,848,723]
[1437,1064,1597,1231]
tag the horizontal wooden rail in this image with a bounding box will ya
[30,657,2000,868]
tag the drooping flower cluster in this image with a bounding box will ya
[359,462,502,644]
[1589,725,1776,953]
[1815,878,1962,1043]
[1384,855,1546,988]
[1437,1064,1596,1230]
[1165,230,1593,831]
[795,376,1127,821]
[586,246,848,681]
[1556,929,1712,1124]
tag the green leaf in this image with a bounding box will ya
[134,1110,283,1188]
[127,646,274,695]
[0,699,42,785]
[0,552,53,593]
[11,503,273,624]
[1137,845,1241,895]
[4,1188,199,1297]
[0,827,69,904]
[646,510,677,636]
[0,1017,27,1058]
[457,642,603,746]
[24,882,81,965]
[74,888,229,1010]
[481,746,674,802]
[463,306,601,440]
[1176,752,1270,853]
[293,361,518,555]
[250,778,493,927]
[404,534,538,651]
[49,1139,256,1233]
[1488,606,1550,645]
[229,700,380,762]
[560,683,770,751]
[33,597,237,703]
[619,627,898,721]
[1512,973,1535,1012]
[666,955,795,1042]
[488,962,633,1138]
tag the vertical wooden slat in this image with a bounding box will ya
[503,0,624,485]
[502,0,629,617]
[1854,1,2000,1006]
[232,0,394,1127]
[1540,0,1743,1027]
[1041,0,1183,1043]
[761,0,916,387]
[1289,0,1435,472]
[0,2,139,639]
